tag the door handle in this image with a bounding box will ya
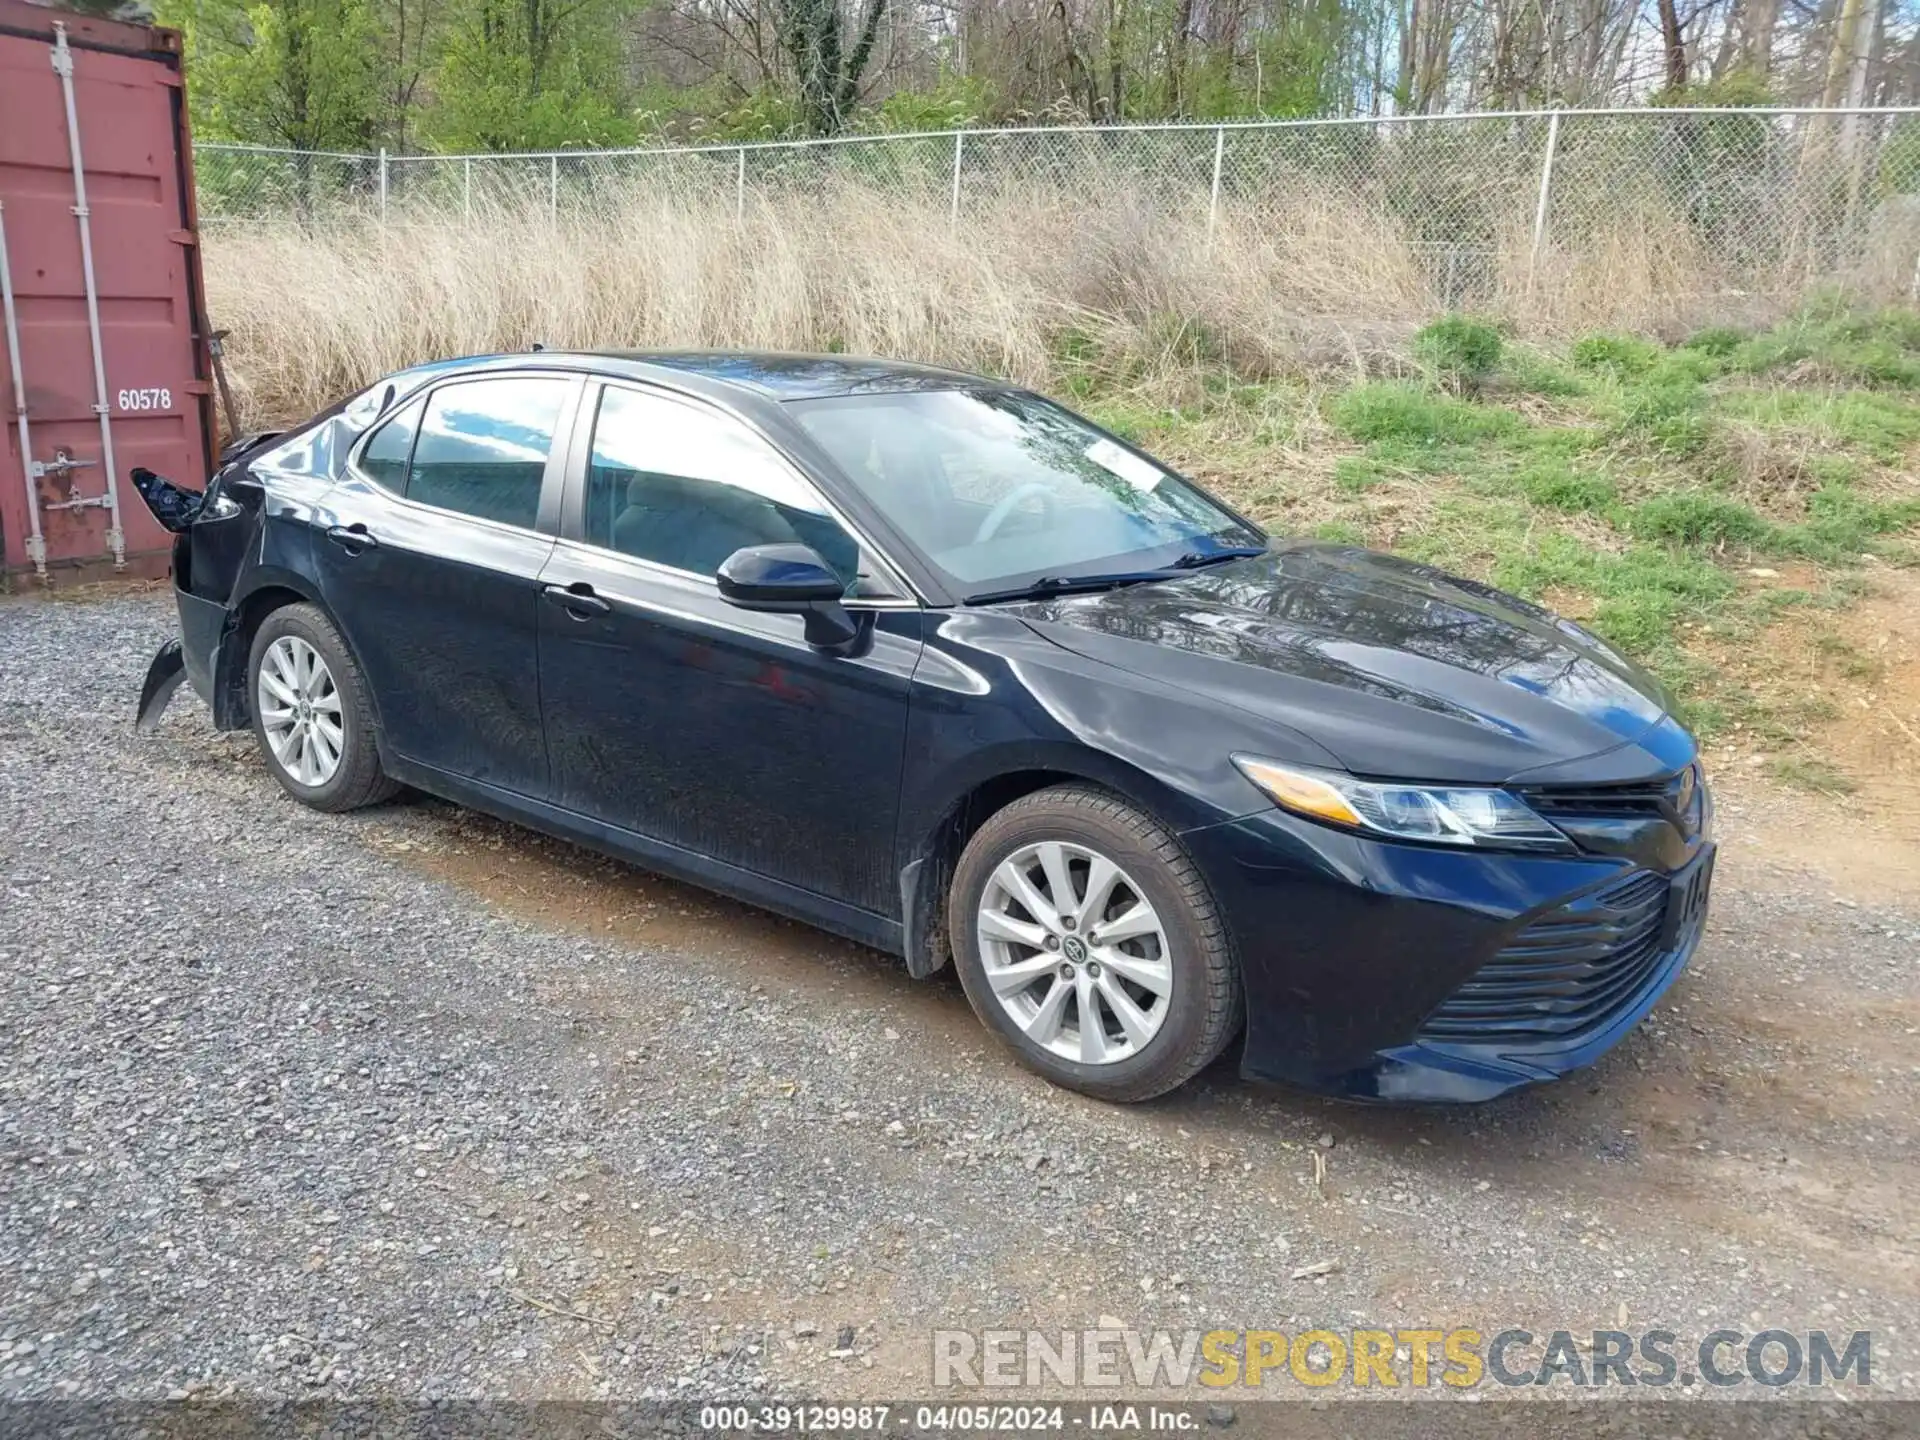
[325,523,378,552]
[543,582,611,618]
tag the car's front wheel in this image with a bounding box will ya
[948,785,1242,1102]
[248,603,397,812]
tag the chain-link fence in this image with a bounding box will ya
[195,109,1920,312]
[194,143,384,219]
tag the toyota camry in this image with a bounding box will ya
[133,351,1714,1103]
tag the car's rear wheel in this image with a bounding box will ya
[948,784,1241,1102]
[248,603,397,812]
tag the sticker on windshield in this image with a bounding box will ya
[1084,437,1165,492]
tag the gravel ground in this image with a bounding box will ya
[2,588,1917,1408]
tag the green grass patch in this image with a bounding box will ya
[1571,334,1663,378]
[1414,314,1503,393]
[1511,460,1616,513]
[1329,382,1521,446]
[1618,482,1919,561]
[1390,495,1536,575]
[1084,398,1194,444]
[1611,371,1708,439]
[1333,439,1481,492]
[1491,531,1737,658]
[1715,388,1920,462]
[1507,424,1606,459]
[1682,326,1747,358]
[1565,352,1718,457]
[1726,306,1920,389]
[1782,485,1920,560]
[1500,348,1587,397]
[1766,755,1859,795]
[1626,491,1774,547]
[1090,308,1920,768]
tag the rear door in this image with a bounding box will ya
[534,379,921,913]
[312,371,581,799]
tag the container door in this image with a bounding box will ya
[0,20,212,577]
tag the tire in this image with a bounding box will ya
[247,602,399,813]
[948,784,1242,1102]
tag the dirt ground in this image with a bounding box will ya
[353,572,1920,1402]
[3,584,1917,1417]
[1714,565,1920,902]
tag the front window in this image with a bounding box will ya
[583,385,900,598]
[787,389,1262,598]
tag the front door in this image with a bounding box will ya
[312,372,580,799]
[535,381,920,914]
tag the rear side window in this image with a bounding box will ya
[359,397,423,492]
[405,377,571,529]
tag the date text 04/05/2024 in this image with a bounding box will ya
[699,1404,1210,1433]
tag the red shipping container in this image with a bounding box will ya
[0,0,214,581]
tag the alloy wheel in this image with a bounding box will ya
[257,634,344,788]
[975,840,1173,1065]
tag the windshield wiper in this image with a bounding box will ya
[962,572,1175,606]
[963,547,1268,606]
[1168,546,1268,569]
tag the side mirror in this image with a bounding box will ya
[716,543,861,650]
[717,543,845,606]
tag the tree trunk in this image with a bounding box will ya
[1397,0,1419,111]
[1051,0,1095,118]
[833,0,887,122]
[1820,0,1866,107]
[1709,0,1742,80]
[1170,0,1194,113]
[1744,0,1778,76]
[1657,0,1686,88]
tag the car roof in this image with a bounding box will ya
[387,349,998,402]
[598,350,995,399]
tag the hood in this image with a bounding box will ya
[1018,542,1691,784]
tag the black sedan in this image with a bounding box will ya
[133,351,1714,1103]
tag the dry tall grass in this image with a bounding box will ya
[206,183,1432,424]
[202,178,1872,426]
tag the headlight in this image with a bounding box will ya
[1233,756,1572,851]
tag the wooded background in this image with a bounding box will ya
[62,0,1920,152]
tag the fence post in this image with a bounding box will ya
[949,132,964,228]
[378,146,389,224]
[549,155,559,225]
[1206,125,1226,241]
[463,156,472,221]
[1530,111,1562,277]
[736,146,747,225]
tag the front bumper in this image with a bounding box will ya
[1182,806,1713,1102]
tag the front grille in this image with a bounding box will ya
[1522,778,1669,819]
[1521,763,1704,836]
[1418,870,1671,1043]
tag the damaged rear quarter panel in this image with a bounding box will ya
[182,464,336,729]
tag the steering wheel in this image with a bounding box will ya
[973,483,1058,544]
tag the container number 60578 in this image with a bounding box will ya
[118,387,172,412]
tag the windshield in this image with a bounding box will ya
[787,389,1264,598]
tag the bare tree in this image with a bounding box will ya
[1657,0,1689,86]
